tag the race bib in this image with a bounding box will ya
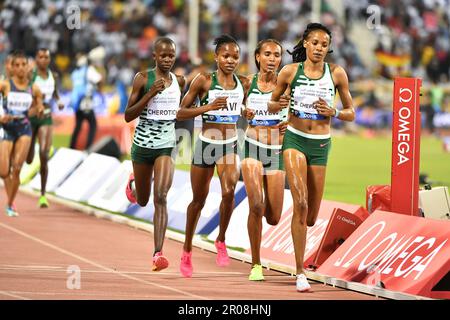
[247,93,280,126]
[146,93,180,121]
[291,86,332,120]
[6,92,32,115]
[203,90,243,123]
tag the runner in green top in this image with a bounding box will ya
[241,39,290,281]
[176,34,250,278]
[26,48,64,208]
[269,23,355,292]
[124,37,185,272]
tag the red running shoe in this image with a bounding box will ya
[125,173,137,203]
[152,252,169,271]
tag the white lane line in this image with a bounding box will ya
[0,291,31,300]
[0,222,208,300]
[0,266,244,276]
[5,290,181,299]
[0,265,65,270]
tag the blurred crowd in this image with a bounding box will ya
[2,0,449,83]
[0,0,449,131]
[0,0,376,87]
[343,0,450,132]
[345,0,450,82]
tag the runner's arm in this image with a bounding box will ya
[331,65,355,121]
[176,73,227,121]
[176,74,186,93]
[0,80,11,123]
[240,75,254,119]
[52,72,65,110]
[268,65,293,113]
[124,72,165,123]
[29,84,44,117]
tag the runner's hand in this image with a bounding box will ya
[57,100,64,110]
[148,78,166,97]
[242,108,255,120]
[277,121,288,135]
[208,96,228,111]
[0,114,12,124]
[315,97,334,117]
[279,94,290,109]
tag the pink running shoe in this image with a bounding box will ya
[125,173,137,203]
[180,251,193,278]
[152,252,169,271]
[215,240,230,267]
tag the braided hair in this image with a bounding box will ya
[288,23,333,63]
[213,34,239,53]
[254,39,283,71]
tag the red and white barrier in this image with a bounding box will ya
[255,200,365,270]
[311,207,369,268]
[391,77,422,216]
[317,210,450,299]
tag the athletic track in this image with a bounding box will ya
[0,189,381,300]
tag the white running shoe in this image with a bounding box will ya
[296,274,311,292]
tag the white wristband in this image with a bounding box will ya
[334,108,340,118]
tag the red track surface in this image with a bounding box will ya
[0,189,381,300]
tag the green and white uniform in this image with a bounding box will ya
[247,73,287,126]
[200,71,244,126]
[282,62,335,167]
[30,69,55,126]
[131,69,181,164]
[244,73,287,170]
[289,62,335,121]
[192,71,244,167]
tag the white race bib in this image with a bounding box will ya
[291,86,332,120]
[146,94,180,120]
[247,92,281,126]
[145,74,180,121]
[205,90,243,116]
[7,91,33,114]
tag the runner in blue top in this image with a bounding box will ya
[269,23,355,292]
[124,37,186,272]
[176,34,250,277]
[0,51,44,216]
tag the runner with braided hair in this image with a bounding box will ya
[269,23,355,292]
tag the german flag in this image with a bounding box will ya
[375,50,411,67]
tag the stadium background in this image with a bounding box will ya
[1,0,449,205]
